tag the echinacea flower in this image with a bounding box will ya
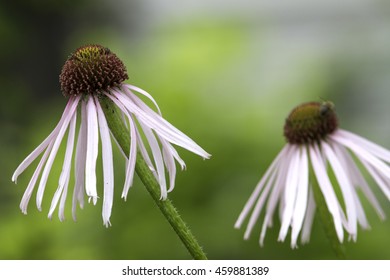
[12,44,210,227]
[235,101,389,248]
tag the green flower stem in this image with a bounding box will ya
[99,95,207,260]
[310,168,346,259]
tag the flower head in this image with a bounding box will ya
[12,44,210,226]
[235,101,389,248]
[59,44,128,97]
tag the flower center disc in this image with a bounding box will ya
[283,101,338,144]
[59,44,128,97]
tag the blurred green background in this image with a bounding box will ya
[1,0,390,259]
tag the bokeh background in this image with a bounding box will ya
[1,0,390,259]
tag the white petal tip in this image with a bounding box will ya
[277,236,286,243]
[290,239,299,249]
[243,232,251,240]
[88,196,98,205]
[179,163,186,171]
[121,193,128,201]
[203,154,211,160]
[103,221,112,227]
[301,239,310,245]
[12,171,19,182]
[362,224,371,230]
[234,221,242,229]
[349,235,357,242]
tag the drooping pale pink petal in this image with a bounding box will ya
[36,96,80,211]
[360,159,390,201]
[59,112,77,190]
[120,110,129,130]
[95,98,114,227]
[243,163,277,240]
[331,142,371,229]
[72,101,88,220]
[123,84,162,115]
[351,189,370,229]
[300,187,316,244]
[139,122,167,199]
[165,142,186,170]
[335,129,390,163]
[48,111,77,220]
[291,146,309,248]
[20,142,54,214]
[260,145,293,245]
[58,170,71,222]
[122,115,137,200]
[331,133,390,182]
[309,143,344,242]
[322,141,357,240]
[134,126,156,174]
[85,96,99,204]
[278,145,301,242]
[161,139,177,193]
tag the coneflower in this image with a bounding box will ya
[235,101,388,249]
[12,44,210,227]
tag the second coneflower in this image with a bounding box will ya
[12,44,210,227]
[235,101,389,250]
